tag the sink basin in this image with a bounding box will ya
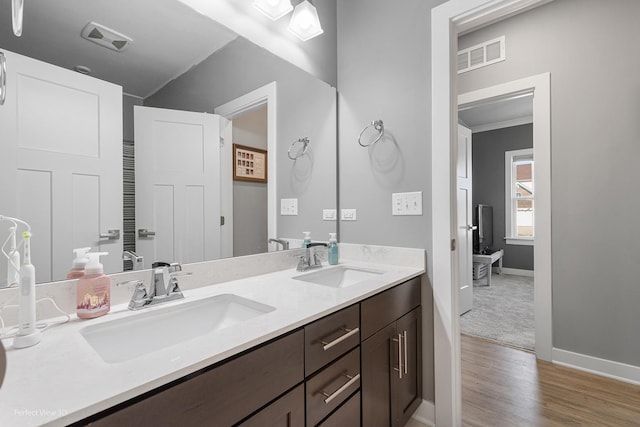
[80,294,275,363]
[293,265,384,288]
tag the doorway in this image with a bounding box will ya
[458,93,536,352]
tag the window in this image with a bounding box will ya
[505,148,534,245]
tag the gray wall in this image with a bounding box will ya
[233,107,268,257]
[145,36,337,243]
[337,0,446,403]
[472,124,534,270]
[459,0,640,366]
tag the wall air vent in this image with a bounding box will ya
[457,35,505,74]
[81,21,133,52]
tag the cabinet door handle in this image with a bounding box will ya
[99,229,120,240]
[320,327,359,351]
[393,333,403,379]
[321,373,360,404]
[403,330,408,375]
[138,229,156,238]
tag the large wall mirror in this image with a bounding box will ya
[0,0,337,285]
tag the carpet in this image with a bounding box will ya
[460,273,534,351]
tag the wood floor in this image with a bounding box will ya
[462,334,640,427]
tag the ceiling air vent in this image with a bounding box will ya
[457,35,505,74]
[81,21,133,52]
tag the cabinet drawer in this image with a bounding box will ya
[306,347,360,427]
[318,391,360,427]
[87,330,304,427]
[361,276,421,340]
[239,384,305,427]
[305,304,360,376]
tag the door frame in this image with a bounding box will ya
[431,1,553,425]
[459,74,551,357]
[215,82,278,247]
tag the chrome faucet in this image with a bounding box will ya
[122,250,144,271]
[268,238,289,250]
[297,243,328,272]
[117,262,191,310]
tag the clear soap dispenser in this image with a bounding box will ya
[302,231,312,248]
[328,233,339,265]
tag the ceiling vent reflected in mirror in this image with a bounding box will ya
[457,35,505,74]
[81,22,133,52]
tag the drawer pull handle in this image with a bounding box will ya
[320,327,359,351]
[321,373,361,404]
[393,333,403,379]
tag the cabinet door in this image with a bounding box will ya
[361,323,396,427]
[239,384,304,427]
[392,307,422,427]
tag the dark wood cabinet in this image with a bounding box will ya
[239,384,305,427]
[361,278,422,427]
[84,330,304,427]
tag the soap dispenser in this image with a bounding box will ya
[302,231,312,248]
[76,252,110,319]
[328,233,339,265]
[67,247,91,279]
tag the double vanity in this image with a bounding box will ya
[0,244,426,426]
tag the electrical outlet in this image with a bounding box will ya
[280,198,298,215]
[341,209,357,221]
[323,209,337,221]
[392,192,423,216]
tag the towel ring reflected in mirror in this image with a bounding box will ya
[288,137,310,160]
[358,120,384,147]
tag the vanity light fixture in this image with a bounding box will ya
[288,0,323,41]
[253,0,293,21]
[12,0,24,37]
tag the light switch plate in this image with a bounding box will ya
[280,198,298,215]
[341,209,357,221]
[392,191,423,216]
[323,209,337,221]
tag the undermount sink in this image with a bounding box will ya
[80,294,275,363]
[293,265,384,288]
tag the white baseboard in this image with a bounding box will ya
[553,348,640,386]
[412,400,435,426]
[500,267,534,277]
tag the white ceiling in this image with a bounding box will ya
[459,93,533,132]
[0,0,238,98]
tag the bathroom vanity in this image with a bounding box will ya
[0,244,426,427]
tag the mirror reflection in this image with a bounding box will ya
[0,0,337,285]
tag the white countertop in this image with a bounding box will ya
[0,260,423,426]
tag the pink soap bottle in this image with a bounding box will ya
[76,252,111,319]
[67,247,91,279]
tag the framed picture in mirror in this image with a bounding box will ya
[233,144,268,183]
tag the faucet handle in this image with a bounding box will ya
[117,280,148,304]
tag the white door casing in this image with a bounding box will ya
[0,49,122,283]
[134,106,221,268]
[457,125,473,316]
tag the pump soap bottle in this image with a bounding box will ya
[328,233,339,265]
[76,252,111,319]
[67,247,91,279]
[302,231,312,248]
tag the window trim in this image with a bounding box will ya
[505,148,534,246]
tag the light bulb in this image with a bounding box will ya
[288,0,323,41]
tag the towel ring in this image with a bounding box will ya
[358,120,384,147]
[288,137,310,160]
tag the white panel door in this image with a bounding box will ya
[0,49,122,283]
[134,106,221,268]
[457,125,474,315]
